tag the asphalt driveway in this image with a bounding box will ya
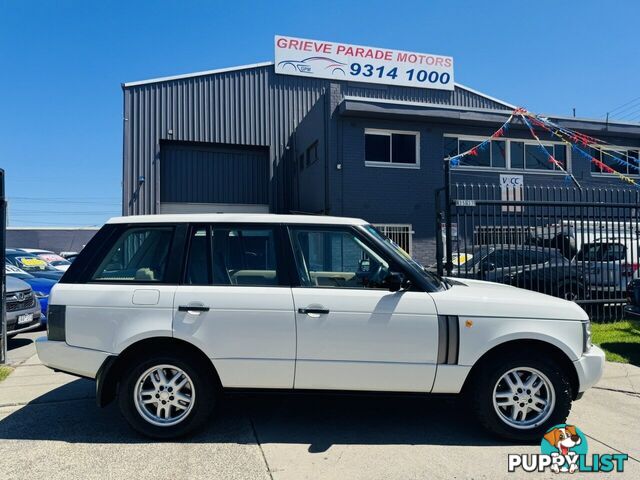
[1,333,639,480]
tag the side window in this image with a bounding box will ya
[289,227,393,289]
[185,225,280,286]
[92,226,173,282]
[603,243,626,261]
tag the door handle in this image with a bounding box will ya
[178,305,210,313]
[298,307,330,315]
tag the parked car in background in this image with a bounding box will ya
[5,249,64,280]
[63,253,79,263]
[572,238,639,299]
[443,245,585,300]
[5,263,55,326]
[18,248,72,272]
[624,278,640,319]
[5,275,42,337]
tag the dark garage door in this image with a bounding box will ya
[160,142,269,212]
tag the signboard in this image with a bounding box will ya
[274,35,454,90]
[500,174,524,212]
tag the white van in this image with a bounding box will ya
[36,214,604,441]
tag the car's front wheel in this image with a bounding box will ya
[471,354,573,442]
[118,353,216,438]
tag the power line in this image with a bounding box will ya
[606,96,640,116]
[615,106,640,122]
[609,101,640,120]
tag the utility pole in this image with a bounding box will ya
[1,169,6,364]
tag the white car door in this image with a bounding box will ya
[288,226,439,392]
[173,225,296,389]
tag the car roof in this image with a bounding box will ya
[107,213,369,226]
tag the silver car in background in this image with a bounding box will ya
[5,275,41,337]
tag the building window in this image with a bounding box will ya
[445,135,568,172]
[365,129,419,167]
[372,224,413,255]
[591,147,639,176]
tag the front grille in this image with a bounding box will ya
[6,290,36,312]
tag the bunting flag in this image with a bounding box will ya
[518,112,579,187]
[445,113,515,166]
[524,111,640,174]
[445,106,640,190]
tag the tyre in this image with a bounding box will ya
[117,352,216,439]
[471,353,573,442]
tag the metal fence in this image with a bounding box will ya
[436,183,640,322]
[374,224,413,255]
[1,169,6,363]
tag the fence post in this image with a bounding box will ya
[435,188,444,276]
[443,158,453,276]
[1,169,6,364]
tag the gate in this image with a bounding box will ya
[436,183,640,321]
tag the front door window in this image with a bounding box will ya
[288,228,393,289]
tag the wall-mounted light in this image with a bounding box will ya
[138,175,145,185]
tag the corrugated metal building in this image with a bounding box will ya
[122,62,640,263]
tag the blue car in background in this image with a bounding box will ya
[5,249,64,281]
[5,263,56,327]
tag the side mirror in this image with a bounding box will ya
[386,271,409,292]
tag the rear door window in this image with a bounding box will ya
[91,226,174,282]
[184,225,281,286]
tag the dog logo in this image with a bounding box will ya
[509,423,627,473]
[541,424,588,474]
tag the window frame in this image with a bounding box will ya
[181,223,291,288]
[286,224,414,291]
[590,146,640,178]
[444,134,571,174]
[84,224,183,285]
[365,128,420,169]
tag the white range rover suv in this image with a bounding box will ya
[36,214,604,441]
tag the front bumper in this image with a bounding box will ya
[35,337,111,379]
[573,345,606,394]
[6,311,42,335]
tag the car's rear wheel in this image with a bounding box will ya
[118,353,216,438]
[471,354,573,442]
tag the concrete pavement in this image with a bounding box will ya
[0,334,639,479]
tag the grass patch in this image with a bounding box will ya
[591,320,640,366]
[0,365,13,382]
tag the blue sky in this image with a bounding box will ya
[1,0,639,226]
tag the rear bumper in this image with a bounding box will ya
[35,337,110,379]
[573,345,605,394]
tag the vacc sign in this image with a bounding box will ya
[275,35,454,90]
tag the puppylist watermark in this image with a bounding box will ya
[508,424,629,474]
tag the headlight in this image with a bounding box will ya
[34,291,49,299]
[582,320,592,353]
